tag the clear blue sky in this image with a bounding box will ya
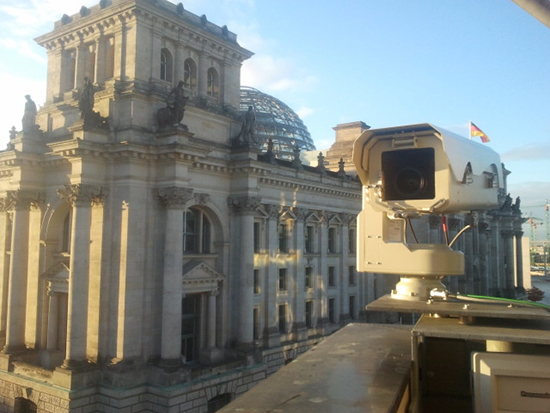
[1,0,549,236]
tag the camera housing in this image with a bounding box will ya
[352,123,503,300]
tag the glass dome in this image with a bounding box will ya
[239,86,316,160]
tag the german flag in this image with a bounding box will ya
[470,121,490,143]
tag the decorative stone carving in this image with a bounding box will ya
[227,196,261,214]
[194,193,209,206]
[232,106,258,149]
[263,203,280,219]
[292,146,303,171]
[57,184,106,207]
[4,190,43,211]
[154,187,193,208]
[157,81,189,129]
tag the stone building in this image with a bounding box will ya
[0,0,527,412]
[0,1,374,411]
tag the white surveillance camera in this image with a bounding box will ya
[353,123,502,215]
[352,123,503,300]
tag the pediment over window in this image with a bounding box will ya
[182,260,224,294]
[41,262,69,294]
[305,211,322,223]
[329,213,343,225]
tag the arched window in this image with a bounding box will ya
[183,58,197,90]
[160,48,173,82]
[206,68,219,98]
[183,208,211,253]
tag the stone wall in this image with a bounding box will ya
[0,338,322,413]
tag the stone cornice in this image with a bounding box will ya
[36,4,136,51]
[35,0,252,62]
[259,176,361,200]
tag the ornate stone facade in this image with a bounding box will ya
[0,1,527,412]
[0,1,375,411]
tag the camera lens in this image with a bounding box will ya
[394,167,426,197]
[381,147,435,201]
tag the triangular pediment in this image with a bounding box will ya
[305,211,321,223]
[182,260,224,294]
[41,262,69,294]
[42,262,69,281]
[329,214,343,225]
[280,208,296,221]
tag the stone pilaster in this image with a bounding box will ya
[25,196,45,349]
[1,190,41,354]
[0,201,10,336]
[228,196,260,350]
[57,184,105,369]
[292,208,307,341]
[501,229,516,298]
[514,229,525,293]
[156,187,193,369]
[87,189,108,362]
[317,211,329,333]
[46,289,59,351]
[264,204,280,348]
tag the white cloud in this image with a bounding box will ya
[242,55,319,93]
[502,143,550,161]
[296,106,314,119]
[0,71,46,149]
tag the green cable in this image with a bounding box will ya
[461,294,550,310]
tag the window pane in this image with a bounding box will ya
[202,215,210,253]
[183,209,196,252]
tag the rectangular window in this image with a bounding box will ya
[328,298,336,324]
[253,222,260,253]
[305,301,313,329]
[278,223,288,253]
[328,227,336,253]
[278,304,286,334]
[254,269,261,295]
[253,307,260,340]
[305,267,313,289]
[349,266,356,286]
[328,266,336,287]
[349,228,357,253]
[349,296,356,320]
[278,268,287,292]
[305,225,314,253]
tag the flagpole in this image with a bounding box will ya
[469,120,472,140]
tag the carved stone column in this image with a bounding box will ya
[514,230,525,292]
[1,190,41,354]
[206,291,218,350]
[292,208,307,341]
[57,184,105,369]
[264,204,280,348]
[501,229,515,298]
[46,289,59,352]
[155,187,193,369]
[228,196,260,350]
[317,211,329,332]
